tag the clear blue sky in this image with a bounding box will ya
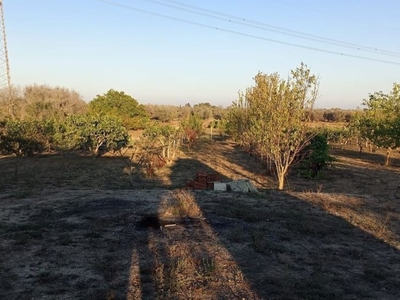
[5,0,400,108]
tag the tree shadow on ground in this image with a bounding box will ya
[0,152,166,191]
[180,140,275,190]
[1,148,400,299]
[330,147,400,167]
[125,157,400,299]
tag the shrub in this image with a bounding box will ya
[53,114,130,156]
[299,134,335,179]
[180,114,203,148]
[0,119,53,156]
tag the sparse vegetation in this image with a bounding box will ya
[1,136,400,299]
[1,75,400,299]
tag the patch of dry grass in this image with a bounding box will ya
[292,191,400,250]
[158,189,203,219]
[1,139,400,299]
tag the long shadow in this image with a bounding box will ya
[129,158,261,299]
[180,140,274,190]
[126,157,400,299]
[2,151,400,299]
[330,147,400,167]
[0,152,165,191]
[0,191,149,299]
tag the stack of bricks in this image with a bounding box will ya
[186,171,221,190]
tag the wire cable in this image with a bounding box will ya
[141,0,400,58]
[270,0,400,33]
[92,0,400,65]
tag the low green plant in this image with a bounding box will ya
[299,134,335,179]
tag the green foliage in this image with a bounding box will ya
[299,134,335,179]
[143,122,181,164]
[89,89,149,130]
[53,114,130,157]
[192,103,213,120]
[317,126,353,147]
[143,123,177,139]
[52,117,84,152]
[359,83,400,165]
[227,63,319,189]
[0,119,53,156]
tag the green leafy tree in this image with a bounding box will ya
[360,83,400,166]
[228,63,319,190]
[89,89,149,130]
[53,114,130,157]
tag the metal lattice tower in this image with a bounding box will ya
[0,0,11,100]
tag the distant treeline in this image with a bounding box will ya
[310,108,359,123]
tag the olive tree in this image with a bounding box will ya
[228,63,319,190]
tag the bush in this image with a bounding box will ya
[0,119,53,156]
[299,134,335,179]
[53,114,130,156]
[180,114,203,148]
[89,89,149,130]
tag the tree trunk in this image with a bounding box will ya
[385,148,392,166]
[277,172,285,190]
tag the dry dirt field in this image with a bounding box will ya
[0,139,400,299]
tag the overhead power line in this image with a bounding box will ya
[140,0,400,58]
[270,0,400,33]
[93,0,400,66]
[142,0,400,57]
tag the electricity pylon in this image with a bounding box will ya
[0,0,12,116]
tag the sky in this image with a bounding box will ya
[4,0,400,108]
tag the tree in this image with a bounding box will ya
[359,83,400,166]
[143,123,181,164]
[89,89,149,129]
[23,84,87,120]
[228,63,319,190]
[180,113,203,148]
[53,114,130,157]
[193,103,213,120]
[144,104,180,122]
[0,86,25,120]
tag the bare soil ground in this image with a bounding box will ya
[0,139,400,299]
